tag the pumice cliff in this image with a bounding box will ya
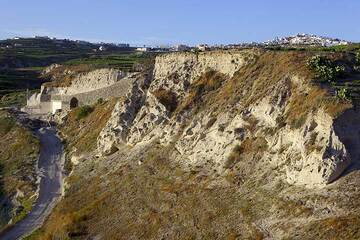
[98,49,355,188]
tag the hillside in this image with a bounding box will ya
[0,37,145,108]
[22,47,360,239]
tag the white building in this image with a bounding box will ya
[174,44,190,51]
[136,47,149,52]
[197,44,209,51]
[99,46,107,51]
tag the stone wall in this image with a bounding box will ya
[24,69,140,115]
[52,75,136,106]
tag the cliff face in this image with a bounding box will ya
[98,50,354,188]
[41,66,129,95]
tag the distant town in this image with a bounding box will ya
[0,33,351,53]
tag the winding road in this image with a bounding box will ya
[0,127,64,240]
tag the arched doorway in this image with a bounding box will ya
[70,97,79,109]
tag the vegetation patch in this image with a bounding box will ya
[210,51,313,112]
[337,87,351,101]
[75,105,94,120]
[356,52,360,65]
[0,89,39,108]
[63,53,149,72]
[306,55,345,83]
[286,215,360,239]
[225,137,268,169]
[0,115,15,135]
[286,86,351,128]
[176,70,227,113]
[43,53,154,88]
[152,88,178,112]
[0,68,44,97]
[29,145,272,239]
[60,99,117,156]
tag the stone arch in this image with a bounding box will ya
[70,97,79,109]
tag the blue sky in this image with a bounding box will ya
[0,0,359,46]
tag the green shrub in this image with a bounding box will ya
[0,115,15,136]
[97,98,104,105]
[76,105,94,120]
[356,52,360,65]
[306,55,345,82]
[337,87,351,101]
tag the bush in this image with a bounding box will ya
[356,52,360,65]
[306,55,345,82]
[76,105,94,120]
[97,98,104,105]
[0,116,15,136]
[337,87,351,101]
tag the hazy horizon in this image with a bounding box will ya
[1,0,359,46]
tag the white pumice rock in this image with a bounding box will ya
[97,50,356,188]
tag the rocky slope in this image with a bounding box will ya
[98,49,353,188]
[30,49,360,239]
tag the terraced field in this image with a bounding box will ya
[63,53,148,72]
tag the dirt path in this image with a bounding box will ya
[0,127,64,240]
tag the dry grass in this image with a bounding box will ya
[285,216,360,239]
[42,64,93,88]
[286,87,326,129]
[174,50,351,124]
[211,51,313,109]
[30,145,272,240]
[225,137,268,169]
[152,88,178,112]
[286,86,351,129]
[60,98,117,155]
[176,70,227,113]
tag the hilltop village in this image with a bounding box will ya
[1,33,350,55]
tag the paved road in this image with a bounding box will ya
[0,127,64,240]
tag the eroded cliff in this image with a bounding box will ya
[98,50,354,188]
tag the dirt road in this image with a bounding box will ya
[0,127,64,240]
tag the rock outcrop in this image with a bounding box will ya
[97,50,356,188]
